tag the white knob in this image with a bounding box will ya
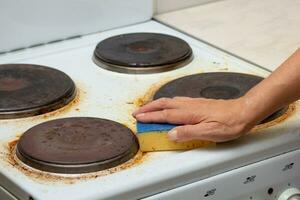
[278,188,300,200]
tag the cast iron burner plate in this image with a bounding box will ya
[16,117,139,174]
[0,64,76,119]
[93,33,193,74]
[154,72,288,124]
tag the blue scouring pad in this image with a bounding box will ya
[136,122,178,133]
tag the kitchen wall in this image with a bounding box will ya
[154,0,220,14]
[0,0,152,53]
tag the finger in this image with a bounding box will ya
[133,98,180,116]
[173,96,193,101]
[173,97,210,109]
[135,109,197,124]
[167,125,206,142]
[168,123,239,142]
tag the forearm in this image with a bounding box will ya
[241,48,300,125]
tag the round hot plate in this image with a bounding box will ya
[16,117,139,173]
[154,72,288,124]
[0,64,76,119]
[93,33,193,74]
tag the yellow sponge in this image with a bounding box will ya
[137,131,215,152]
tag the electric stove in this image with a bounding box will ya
[0,5,300,200]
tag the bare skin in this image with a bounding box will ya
[133,48,300,142]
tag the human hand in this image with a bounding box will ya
[133,97,258,142]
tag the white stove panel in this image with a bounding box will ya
[143,149,300,200]
[0,21,299,200]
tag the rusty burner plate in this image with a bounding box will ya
[16,117,139,174]
[154,72,288,124]
[93,33,193,74]
[0,64,76,119]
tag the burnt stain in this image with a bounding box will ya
[5,137,148,184]
[39,90,81,120]
[1,81,150,184]
[252,102,297,132]
[133,73,200,107]
[0,77,29,91]
[134,79,173,107]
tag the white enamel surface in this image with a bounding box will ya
[0,0,152,53]
[0,21,299,200]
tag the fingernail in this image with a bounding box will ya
[168,130,178,141]
[136,113,145,118]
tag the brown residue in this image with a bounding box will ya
[252,102,297,132]
[133,72,205,107]
[217,67,229,71]
[40,89,81,120]
[134,79,173,107]
[5,138,148,184]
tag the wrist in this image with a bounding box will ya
[236,95,266,128]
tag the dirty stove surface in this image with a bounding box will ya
[0,21,300,200]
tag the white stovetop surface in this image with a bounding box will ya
[155,0,300,70]
[0,20,300,200]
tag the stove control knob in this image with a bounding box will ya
[278,188,300,200]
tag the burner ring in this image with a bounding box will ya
[154,72,262,99]
[93,33,193,74]
[0,64,76,119]
[93,54,193,74]
[16,117,139,173]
